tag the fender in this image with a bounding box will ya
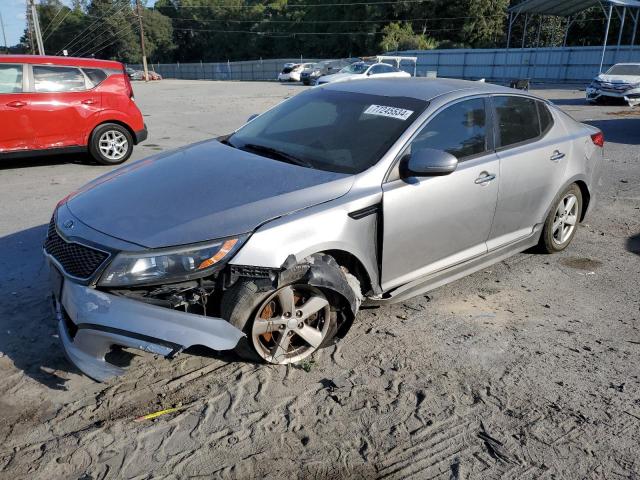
[541,173,592,224]
[83,110,140,144]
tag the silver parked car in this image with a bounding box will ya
[45,78,604,381]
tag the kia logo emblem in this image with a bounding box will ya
[63,220,74,229]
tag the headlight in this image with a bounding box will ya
[98,235,247,287]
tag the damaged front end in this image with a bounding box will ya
[44,208,250,381]
[586,81,640,106]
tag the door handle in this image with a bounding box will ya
[475,172,497,185]
[550,150,565,162]
[81,99,96,105]
[7,101,26,108]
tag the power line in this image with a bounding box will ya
[152,15,505,24]
[57,1,129,55]
[41,5,64,37]
[75,21,139,58]
[43,7,74,42]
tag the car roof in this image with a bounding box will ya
[0,55,123,70]
[322,77,522,101]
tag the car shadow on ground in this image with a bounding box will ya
[549,98,589,106]
[627,233,640,255]
[0,224,80,390]
[0,152,94,170]
[584,118,640,145]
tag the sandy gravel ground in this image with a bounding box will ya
[0,81,639,479]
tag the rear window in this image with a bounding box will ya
[33,65,86,93]
[494,96,541,148]
[0,64,23,93]
[83,68,108,88]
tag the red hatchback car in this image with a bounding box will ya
[0,55,147,165]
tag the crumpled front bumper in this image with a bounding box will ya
[586,86,640,105]
[54,277,244,382]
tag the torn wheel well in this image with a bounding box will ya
[574,180,590,222]
[321,249,372,296]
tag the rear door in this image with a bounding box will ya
[28,64,102,150]
[0,63,35,152]
[487,96,571,249]
[381,97,500,290]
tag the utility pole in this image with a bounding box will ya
[26,4,35,54]
[0,12,8,54]
[135,0,149,81]
[29,0,45,55]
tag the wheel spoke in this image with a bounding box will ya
[296,324,323,348]
[253,318,287,335]
[552,219,563,234]
[565,214,577,226]
[270,332,291,361]
[297,295,329,321]
[276,286,296,315]
[565,196,577,213]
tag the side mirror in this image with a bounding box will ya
[400,148,458,178]
[247,114,259,123]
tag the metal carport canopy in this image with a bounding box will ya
[507,0,640,73]
[509,0,640,16]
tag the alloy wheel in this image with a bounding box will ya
[251,285,331,364]
[552,193,579,246]
[98,130,129,162]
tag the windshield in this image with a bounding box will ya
[340,63,370,74]
[606,64,640,76]
[227,88,427,174]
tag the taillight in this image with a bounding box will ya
[591,131,604,147]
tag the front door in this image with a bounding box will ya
[28,64,102,150]
[381,97,499,291]
[0,63,35,152]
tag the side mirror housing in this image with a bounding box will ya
[247,113,259,123]
[400,148,458,178]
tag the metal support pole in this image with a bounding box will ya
[630,10,639,59]
[563,16,573,47]
[135,0,149,82]
[618,7,627,46]
[522,14,529,48]
[600,4,613,73]
[506,12,513,49]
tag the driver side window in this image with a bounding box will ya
[409,98,489,161]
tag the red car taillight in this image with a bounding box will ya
[591,131,604,147]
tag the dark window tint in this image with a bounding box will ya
[33,66,86,92]
[410,98,488,160]
[537,102,553,134]
[0,64,23,93]
[83,68,108,87]
[494,96,540,148]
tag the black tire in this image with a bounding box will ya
[89,123,134,165]
[539,183,583,253]
[220,255,358,363]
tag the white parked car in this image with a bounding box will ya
[586,63,640,106]
[278,63,315,82]
[316,62,411,85]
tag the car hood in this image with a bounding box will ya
[594,73,640,85]
[66,140,353,249]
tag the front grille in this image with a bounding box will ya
[44,217,109,279]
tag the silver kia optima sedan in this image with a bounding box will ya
[44,78,604,381]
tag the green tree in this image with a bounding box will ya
[379,22,437,52]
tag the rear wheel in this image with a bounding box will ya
[89,123,133,165]
[539,184,582,253]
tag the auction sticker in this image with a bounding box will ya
[364,105,414,121]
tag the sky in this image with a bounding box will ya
[0,0,156,49]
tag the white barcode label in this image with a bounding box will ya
[363,104,414,121]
